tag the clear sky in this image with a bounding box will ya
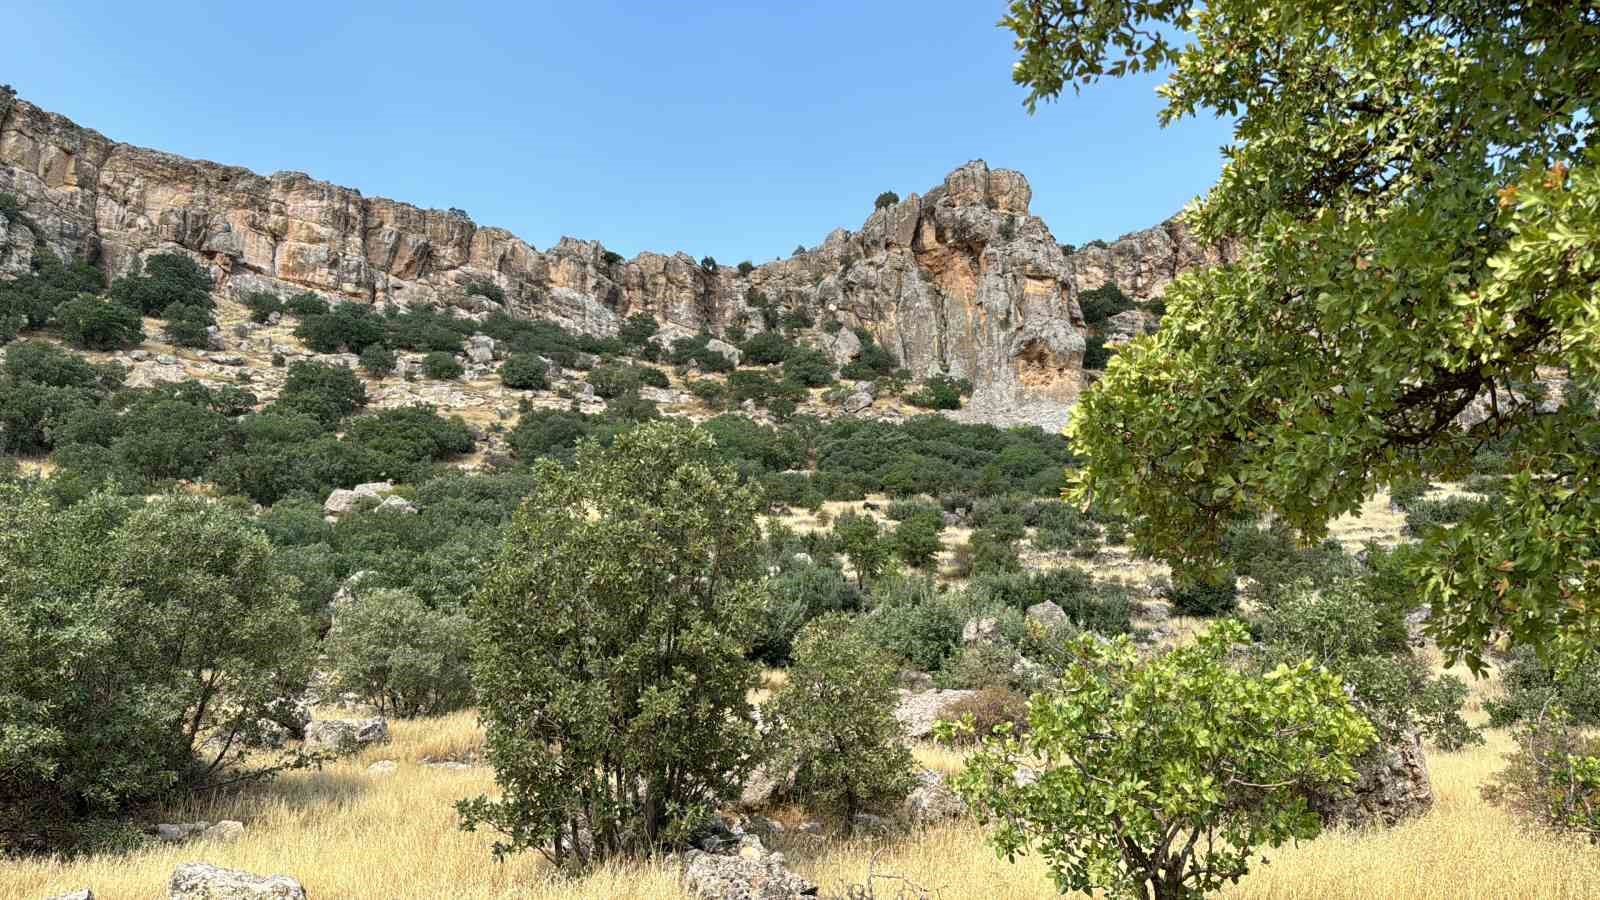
[5,1,1232,263]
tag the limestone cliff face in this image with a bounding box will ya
[0,88,1230,426]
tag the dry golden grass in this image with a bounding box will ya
[12,680,1600,900]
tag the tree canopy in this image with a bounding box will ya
[1006,1,1600,669]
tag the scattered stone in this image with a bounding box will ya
[156,354,179,366]
[251,718,289,749]
[304,716,390,753]
[209,354,245,366]
[322,481,396,516]
[421,759,473,771]
[155,822,209,843]
[680,848,818,899]
[796,820,824,836]
[705,338,743,367]
[168,862,307,900]
[128,349,150,361]
[903,769,966,826]
[851,813,891,834]
[738,765,789,810]
[45,890,94,900]
[898,670,935,692]
[842,389,874,413]
[367,760,398,775]
[375,494,418,515]
[1026,600,1069,630]
[893,689,979,739]
[961,617,1000,645]
[202,820,246,842]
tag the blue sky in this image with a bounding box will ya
[6,1,1231,262]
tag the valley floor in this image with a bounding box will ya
[9,665,1600,900]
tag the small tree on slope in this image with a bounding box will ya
[942,620,1374,900]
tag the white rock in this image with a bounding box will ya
[167,863,307,900]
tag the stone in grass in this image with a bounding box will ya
[304,716,389,753]
[167,862,307,900]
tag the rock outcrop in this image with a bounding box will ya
[1313,730,1434,828]
[0,88,1232,426]
[167,863,307,900]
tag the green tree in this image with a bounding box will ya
[944,620,1375,900]
[359,343,397,377]
[767,614,916,836]
[834,511,889,589]
[160,301,213,348]
[459,420,763,866]
[422,351,463,380]
[109,253,213,316]
[0,487,312,852]
[1008,1,1600,669]
[499,352,549,389]
[56,297,144,350]
[874,191,900,210]
[277,360,368,425]
[893,509,944,570]
[324,588,473,718]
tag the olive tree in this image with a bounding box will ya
[944,621,1374,900]
[1004,1,1600,670]
[324,588,473,718]
[459,420,764,866]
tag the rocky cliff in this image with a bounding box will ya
[0,87,1231,427]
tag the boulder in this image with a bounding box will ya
[842,389,874,414]
[825,327,862,365]
[680,849,818,900]
[202,820,246,842]
[304,716,389,753]
[893,689,978,739]
[903,769,966,825]
[1026,600,1069,630]
[961,617,1000,645]
[1312,730,1433,828]
[375,494,418,515]
[322,481,395,517]
[367,760,398,776]
[155,822,210,843]
[705,337,743,367]
[45,890,94,900]
[167,863,307,900]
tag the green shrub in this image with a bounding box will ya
[459,421,763,865]
[242,290,284,324]
[325,588,473,718]
[1170,574,1238,616]
[834,511,890,588]
[422,351,464,381]
[782,347,836,387]
[56,297,145,350]
[0,487,312,853]
[1404,495,1485,536]
[737,260,755,276]
[874,191,900,209]
[109,253,213,315]
[767,614,916,834]
[947,621,1375,900]
[282,291,330,317]
[359,343,398,376]
[1486,645,1600,729]
[499,352,549,390]
[1082,335,1112,369]
[344,404,474,463]
[905,374,971,410]
[295,303,387,354]
[0,250,104,329]
[1077,283,1135,325]
[670,333,735,373]
[741,330,792,365]
[464,281,506,304]
[753,561,863,665]
[892,510,944,570]
[160,301,213,348]
[859,576,967,672]
[616,312,659,347]
[1483,709,1600,839]
[278,360,368,425]
[688,378,727,409]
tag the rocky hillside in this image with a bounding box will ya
[0,87,1231,426]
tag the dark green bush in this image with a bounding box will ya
[282,292,330,317]
[499,353,549,390]
[783,347,836,387]
[1170,575,1238,616]
[464,281,506,304]
[295,303,387,354]
[616,312,659,347]
[875,191,900,209]
[344,404,474,463]
[277,361,368,425]
[109,253,213,316]
[905,375,971,410]
[359,343,398,376]
[384,306,469,353]
[1083,335,1113,369]
[1077,283,1135,325]
[859,576,968,672]
[752,560,862,665]
[422,351,464,380]
[741,330,793,365]
[160,301,213,348]
[1486,646,1600,729]
[325,588,473,718]
[242,291,284,324]
[57,297,145,350]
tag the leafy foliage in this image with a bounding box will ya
[767,614,916,834]
[108,253,212,316]
[1035,0,1600,669]
[56,297,144,350]
[944,621,1375,900]
[325,588,473,718]
[459,421,763,866]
